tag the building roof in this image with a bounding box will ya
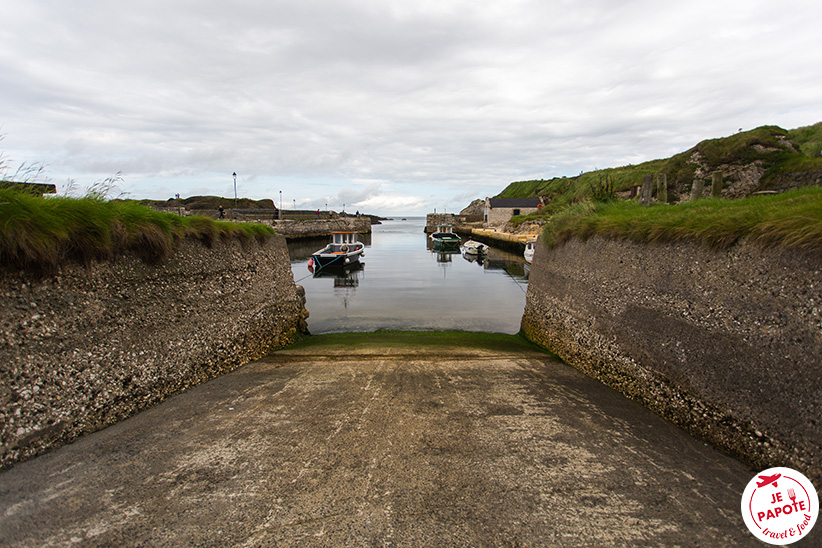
[488,197,541,208]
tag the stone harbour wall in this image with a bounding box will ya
[521,236,822,483]
[0,235,309,470]
[273,218,371,240]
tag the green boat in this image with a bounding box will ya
[429,224,462,249]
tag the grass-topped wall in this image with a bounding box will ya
[539,186,822,251]
[0,189,275,271]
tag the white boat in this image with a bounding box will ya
[309,231,365,269]
[524,239,537,263]
[462,240,488,255]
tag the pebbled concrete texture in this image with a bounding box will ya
[522,236,822,483]
[1,235,308,471]
[0,334,809,547]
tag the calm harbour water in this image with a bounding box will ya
[287,217,530,334]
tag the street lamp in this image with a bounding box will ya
[232,172,237,207]
[279,190,282,210]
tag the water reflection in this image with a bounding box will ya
[460,246,530,279]
[434,250,460,264]
[308,262,365,309]
[288,218,529,334]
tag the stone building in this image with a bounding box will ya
[484,197,542,226]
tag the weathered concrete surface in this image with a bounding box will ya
[1,236,308,471]
[0,335,794,547]
[522,236,822,484]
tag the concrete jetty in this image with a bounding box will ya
[457,226,541,252]
[0,333,767,547]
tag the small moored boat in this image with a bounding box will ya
[524,238,537,263]
[429,224,462,249]
[309,231,365,269]
[463,240,488,255]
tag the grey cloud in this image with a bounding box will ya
[2,0,821,214]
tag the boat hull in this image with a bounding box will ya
[311,250,363,268]
[430,236,461,250]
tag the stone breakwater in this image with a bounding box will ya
[0,236,309,470]
[521,236,821,483]
[273,217,371,240]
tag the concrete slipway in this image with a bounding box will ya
[0,333,800,547]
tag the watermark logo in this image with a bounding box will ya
[741,467,818,544]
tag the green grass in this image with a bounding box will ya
[280,330,553,354]
[0,189,276,271]
[541,186,822,251]
[787,122,822,158]
[497,159,670,204]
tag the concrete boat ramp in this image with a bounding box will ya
[0,333,767,546]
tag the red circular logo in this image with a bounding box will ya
[741,467,818,544]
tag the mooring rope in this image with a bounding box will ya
[482,257,529,295]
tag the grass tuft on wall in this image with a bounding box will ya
[0,189,275,271]
[541,186,822,251]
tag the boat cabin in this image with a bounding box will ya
[331,232,359,245]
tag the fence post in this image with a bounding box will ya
[639,174,653,206]
[657,173,668,204]
[711,171,723,198]
[690,179,705,201]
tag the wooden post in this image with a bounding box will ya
[690,179,704,201]
[639,174,653,206]
[711,171,723,198]
[657,173,668,204]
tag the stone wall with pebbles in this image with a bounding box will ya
[521,236,821,483]
[1,235,308,470]
[273,217,371,239]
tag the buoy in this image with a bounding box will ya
[308,258,314,267]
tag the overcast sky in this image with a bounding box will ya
[2,0,821,215]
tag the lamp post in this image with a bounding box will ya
[232,172,237,207]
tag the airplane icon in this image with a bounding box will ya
[756,473,781,488]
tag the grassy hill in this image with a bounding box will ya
[492,123,822,251]
[498,123,822,212]
[139,196,278,210]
